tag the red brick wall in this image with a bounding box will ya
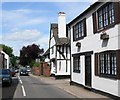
[32,66,41,76]
[43,62,50,77]
[32,62,51,77]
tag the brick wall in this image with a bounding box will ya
[43,62,51,77]
[32,66,41,76]
[32,62,51,76]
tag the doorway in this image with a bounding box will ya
[85,55,92,87]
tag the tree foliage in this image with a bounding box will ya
[19,44,44,66]
[0,44,13,57]
[0,44,17,67]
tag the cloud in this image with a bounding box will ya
[4,29,41,41]
[0,34,3,44]
[13,9,50,14]
[2,0,98,2]
[2,9,48,30]
[2,29,49,56]
[54,2,92,22]
[35,34,49,49]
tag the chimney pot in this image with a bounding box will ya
[58,12,65,14]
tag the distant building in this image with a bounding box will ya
[49,12,70,78]
[0,47,10,69]
[42,49,50,63]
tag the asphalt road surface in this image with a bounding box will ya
[0,73,76,99]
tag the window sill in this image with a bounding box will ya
[96,23,115,34]
[73,36,85,42]
[98,74,117,80]
[73,70,80,73]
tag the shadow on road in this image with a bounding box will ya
[2,77,19,99]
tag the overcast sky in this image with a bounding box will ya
[1,1,94,56]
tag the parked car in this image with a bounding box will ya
[26,67,31,72]
[15,68,19,73]
[10,68,16,77]
[20,68,29,76]
[0,69,12,86]
[25,65,31,72]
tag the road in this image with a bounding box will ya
[0,73,76,99]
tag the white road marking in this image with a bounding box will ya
[17,74,26,97]
[21,85,26,97]
[18,75,23,84]
[18,75,20,80]
[19,79,23,84]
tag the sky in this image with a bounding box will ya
[1,0,95,56]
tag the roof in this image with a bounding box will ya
[51,23,58,30]
[67,1,101,26]
[56,38,70,45]
[43,49,50,56]
[51,23,70,45]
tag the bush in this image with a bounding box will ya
[30,60,35,67]
[33,62,40,67]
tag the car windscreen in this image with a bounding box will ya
[0,69,9,75]
[21,69,27,72]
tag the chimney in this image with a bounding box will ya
[58,12,66,38]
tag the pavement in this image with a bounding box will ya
[30,74,112,99]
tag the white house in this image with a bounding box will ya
[0,49,10,69]
[49,12,70,78]
[68,1,120,98]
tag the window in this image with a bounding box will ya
[59,61,61,71]
[97,2,115,30]
[73,19,86,41]
[73,56,80,73]
[99,51,116,76]
[51,46,54,54]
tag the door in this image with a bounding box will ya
[85,55,91,87]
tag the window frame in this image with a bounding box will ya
[97,2,115,30]
[99,51,117,78]
[73,56,80,73]
[51,46,54,54]
[73,19,86,41]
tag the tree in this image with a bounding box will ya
[10,55,18,67]
[0,44,17,67]
[19,44,44,67]
[0,44,13,57]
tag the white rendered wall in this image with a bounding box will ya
[118,80,120,97]
[70,12,120,96]
[50,62,56,75]
[58,12,66,38]
[1,51,9,69]
[56,46,70,76]
[50,32,56,74]
[50,36,56,59]
[55,60,70,75]
[71,56,85,85]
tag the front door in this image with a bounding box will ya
[85,55,91,87]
